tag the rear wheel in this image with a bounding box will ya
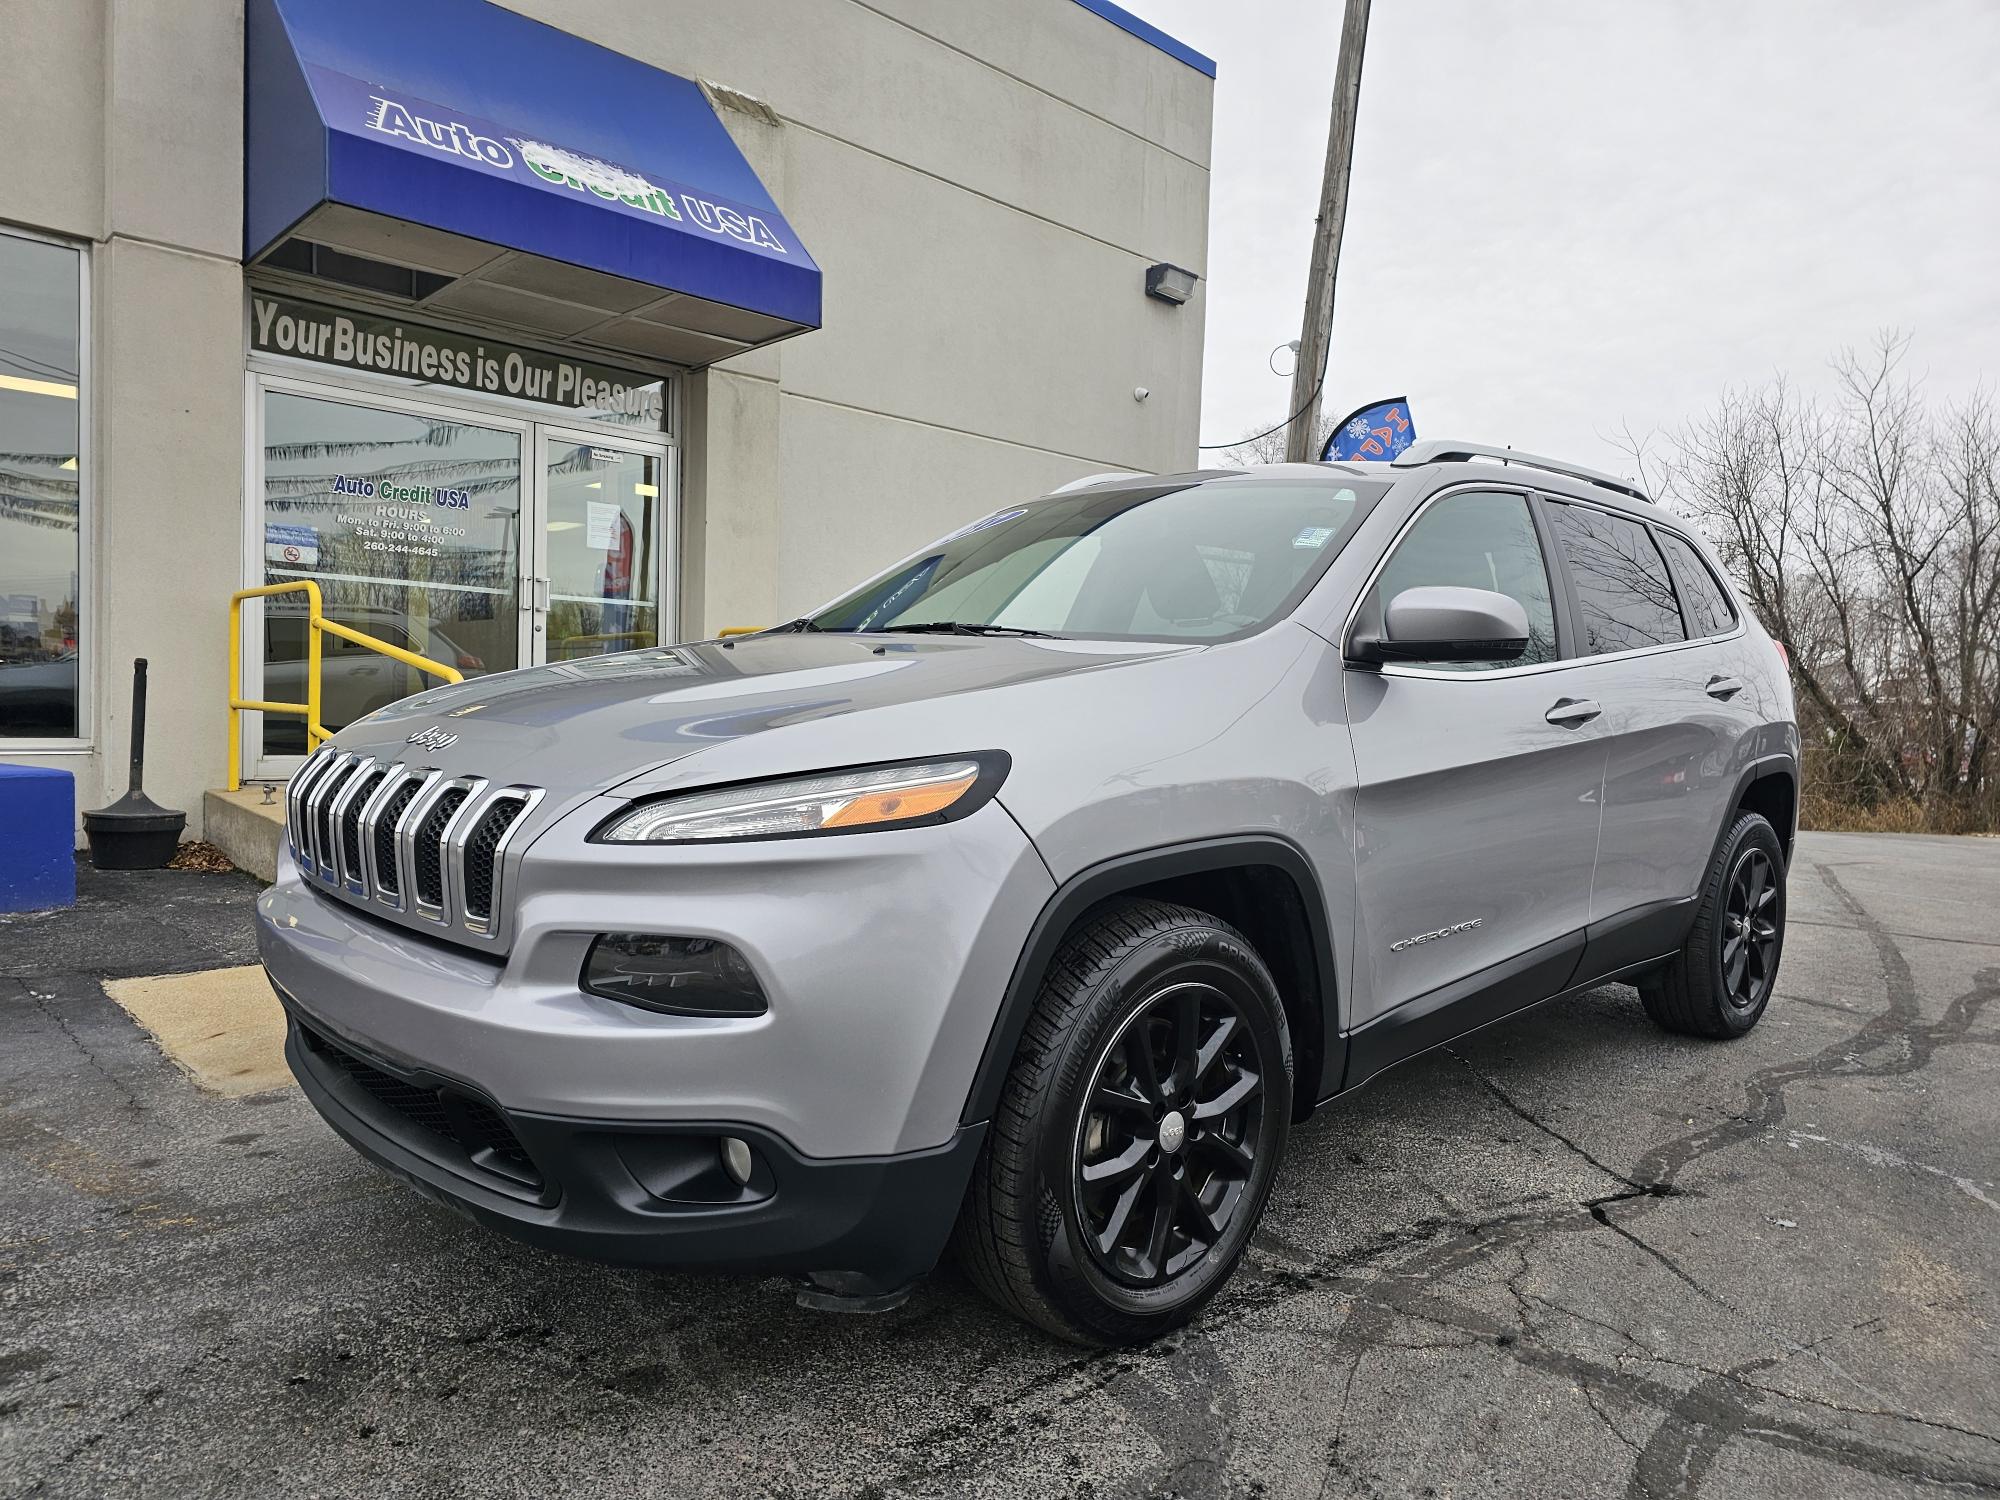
[1639,811,1786,1038]
[955,899,1292,1346]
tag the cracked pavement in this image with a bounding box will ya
[2,832,1997,1498]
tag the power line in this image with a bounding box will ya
[1197,371,1326,451]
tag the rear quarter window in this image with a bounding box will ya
[1657,532,1737,638]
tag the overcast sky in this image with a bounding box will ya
[1134,0,2000,476]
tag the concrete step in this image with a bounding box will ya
[203,787,285,883]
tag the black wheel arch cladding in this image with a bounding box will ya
[961,835,1338,1131]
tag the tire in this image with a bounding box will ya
[954,898,1293,1346]
[1638,811,1786,1038]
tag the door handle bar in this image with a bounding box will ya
[1545,697,1601,727]
[1705,675,1745,700]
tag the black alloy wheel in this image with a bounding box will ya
[1639,809,1786,1039]
[1073,981,1266,1287]
[954,898,1293,1346]
[1721,846,1780,1010]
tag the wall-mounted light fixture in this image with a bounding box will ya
[1145,262,1199,305]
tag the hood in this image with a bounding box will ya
[319,632,1194,802]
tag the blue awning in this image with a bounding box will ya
[246,0,821,364]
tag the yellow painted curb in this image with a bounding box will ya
[102,965,294,1098]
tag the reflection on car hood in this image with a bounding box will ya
[316,632,1195,801]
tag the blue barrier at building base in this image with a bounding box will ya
[0,764,77,912]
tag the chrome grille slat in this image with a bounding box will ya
[452,788,543,935]
[282,752,542,950]
[309,754,362,879]
[357,765,418,910]
[285,749,339,870]
[283,758,310,869]
[384,768,444,912]
[411,778,481,916]
[327,759,382,892]
[391,771,454,917]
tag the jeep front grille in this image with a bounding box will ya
[286,749,543,947]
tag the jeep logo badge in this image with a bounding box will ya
[406,726,459,752]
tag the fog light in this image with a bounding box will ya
[720,1136,754,1187]
[581,934,767,1016]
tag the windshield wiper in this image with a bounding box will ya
[875,622,1062,639]
[767,617,824,633]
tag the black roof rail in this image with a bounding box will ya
[1389,439,1651,505]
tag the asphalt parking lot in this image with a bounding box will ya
[2,831,1996,1499]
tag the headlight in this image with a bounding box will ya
[594,755,1006,843]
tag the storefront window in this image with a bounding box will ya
[0,231,84,740]
[261,391,521,753]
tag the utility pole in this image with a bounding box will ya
[1284,0,1372,463]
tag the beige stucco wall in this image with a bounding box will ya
[1,0,245,831]
[549,0,1216,628]
[0,0,1210,835]
[91,240,248,822]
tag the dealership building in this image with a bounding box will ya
[0,0,1212,840]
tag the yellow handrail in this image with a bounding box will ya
[317,616,464,679]
[227,579,463,791]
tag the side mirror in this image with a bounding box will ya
[1347,586,1530,665]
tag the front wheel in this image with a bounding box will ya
[1639,811,1787,1038]
[954,899,1293,1346]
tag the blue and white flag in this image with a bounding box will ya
[1321,398,1415,463]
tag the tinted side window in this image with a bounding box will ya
[1657,532,1736,637]
[1547,502,1686,655]
[1371,491,1557,669]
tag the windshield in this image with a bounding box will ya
[809,476,1387,641]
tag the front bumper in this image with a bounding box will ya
[280,987,982,1289]
[256,798,1053,1156]
[257,796,1052,1283]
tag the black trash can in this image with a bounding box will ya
[82,658,187,871]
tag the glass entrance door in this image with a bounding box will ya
[250,379,674,777]
[258,387,525,758]
[533,433,666,661]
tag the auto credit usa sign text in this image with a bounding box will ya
[305,65,800,261]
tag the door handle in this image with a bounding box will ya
[1545,697,1601,727]
[1705,675,1745,700]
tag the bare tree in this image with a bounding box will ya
[1938,395,2000,802]
[1645,335,2000,830]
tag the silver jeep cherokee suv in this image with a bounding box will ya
[259,440,1798,1345]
